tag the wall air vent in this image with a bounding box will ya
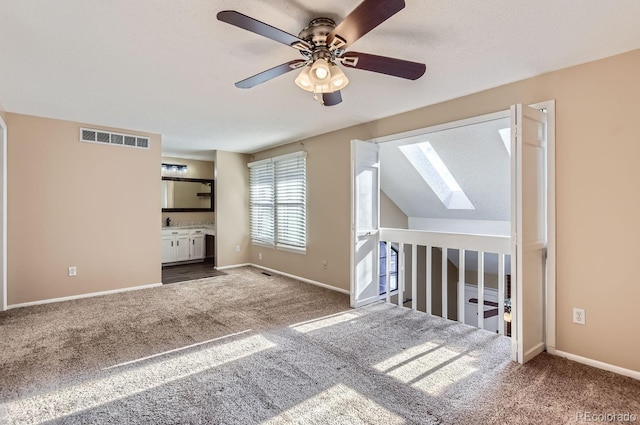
[80,127,150,150]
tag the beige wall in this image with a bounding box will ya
[381,190,408,229]
[248,49,640,371]
[250,127,373,291]
[215,150,250,267]
[7,113,161,304]
[161,156,215,225]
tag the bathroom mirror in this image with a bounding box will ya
[161,177,214,212]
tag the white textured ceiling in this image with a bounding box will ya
[1,1,639,157]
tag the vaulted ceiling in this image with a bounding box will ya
[380,115,511,221]
[1,1,639,157]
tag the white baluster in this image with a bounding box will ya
[426,245,432,315]
[498,253,505,335]
[458,249,465,323]
[478,251,485,330]
[411,244,417,311]
[442,247,448,319]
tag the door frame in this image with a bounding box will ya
[0,115,7,311]
[530,99,557,354]
[359,101,556,360]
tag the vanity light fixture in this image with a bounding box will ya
[161,163,188,175]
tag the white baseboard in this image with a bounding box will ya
[553,349,640,381]
[215,263,251,271]
[249,264,350,295]
[523,342,546,363]
[6,264,349,309]
[7,282,163,310]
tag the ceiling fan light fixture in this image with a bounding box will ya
[313,83,332,94]
[329,64,349,90]
[294,66,314,92]
[310,58,331,83]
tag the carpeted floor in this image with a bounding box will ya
[0,266,638,424]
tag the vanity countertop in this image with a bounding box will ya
[162,226,215,235]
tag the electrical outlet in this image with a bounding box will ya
[235,245,241,253]
[68,266,77,277]
[258,252,262,260]
[322,260,328,269]
[573,308,585,325]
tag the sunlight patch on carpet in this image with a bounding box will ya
[3,334,275,424]
[290,312,359,333]
[103,329,253,370]
[412,355,478,396]
[262,384,405,425]
[374,341,477,395]
[374,341,441,373]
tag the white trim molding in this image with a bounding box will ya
[250,264,350,295]
[7,282,162,310]
[215,263,252,271]
[553,350,640,381]
[216,263,349,295]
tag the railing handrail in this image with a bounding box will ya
[380,227,511,254]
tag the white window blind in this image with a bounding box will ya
[249,152,306,250]
[249,162,275,246]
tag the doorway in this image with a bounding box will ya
[350,101,556,364]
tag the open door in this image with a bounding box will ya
[350,140,381,308]
[511,104,547,364]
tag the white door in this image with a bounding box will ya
[350,140,381,308]
[511,104,547,364]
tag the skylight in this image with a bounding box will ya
[399,142,474,210]
[498,128,511,155]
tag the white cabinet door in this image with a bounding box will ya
[176,235,190,262]
[161,235,175,263]
[190,234,205,260]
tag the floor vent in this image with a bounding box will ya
[80,127,150,150]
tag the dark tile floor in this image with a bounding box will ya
[162,262,226,284]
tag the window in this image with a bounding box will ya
[248,152,307,251]
[379,241,398,295]
[399,141,474,210]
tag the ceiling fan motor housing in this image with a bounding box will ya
[298,18,336,47]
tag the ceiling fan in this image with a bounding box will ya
[217,0,426,106]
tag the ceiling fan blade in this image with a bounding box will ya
[342,52,426,80]
[235,60,307,89]
[217,11,312,51]
[323,91,342,106]
[327,0,405,49]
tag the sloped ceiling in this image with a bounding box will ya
[0,1,639,157]
[380,116,511,221]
